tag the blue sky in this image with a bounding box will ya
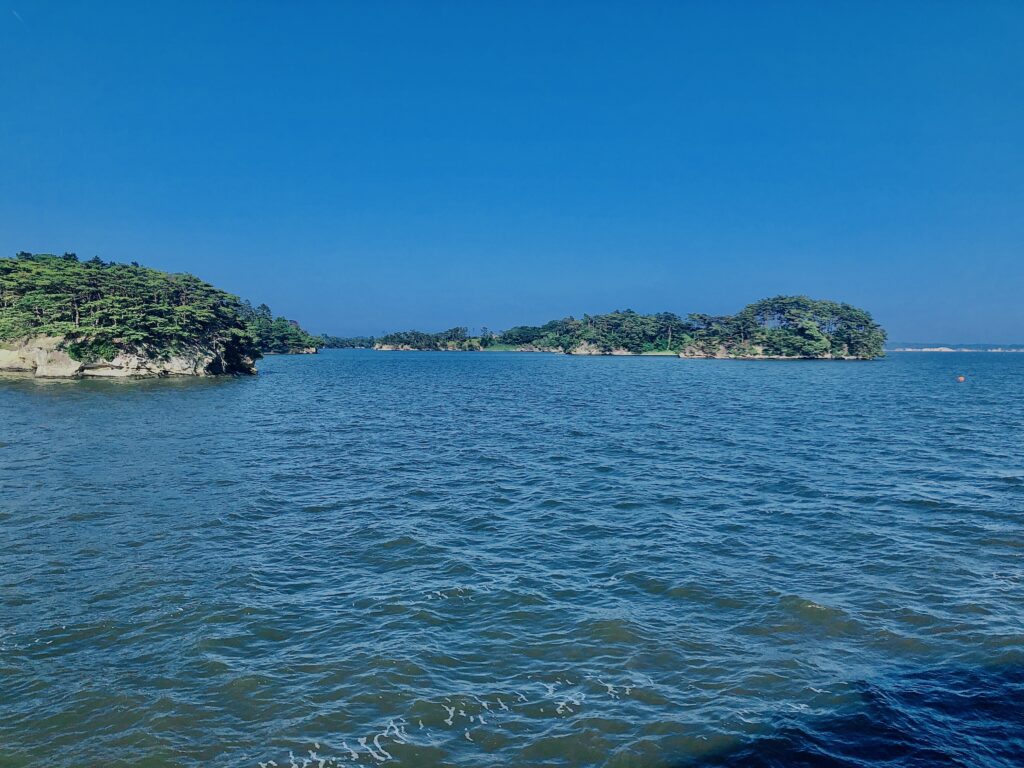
[2,2,1022,341]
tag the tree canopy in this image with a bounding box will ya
[318,334,376,349]
[237,300,320,354]
[0,253,319,364]
[377,297,887,359]
[376,327,479,351]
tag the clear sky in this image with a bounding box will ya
[2,2,1022,341]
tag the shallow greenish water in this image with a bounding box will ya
[1,351,1022,767]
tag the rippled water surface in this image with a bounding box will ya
[2,351,1023,767]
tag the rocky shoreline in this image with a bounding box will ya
[0,336,258,378]
[889,347,1024,353]
[372,342,863,359]
[262,347,319,355]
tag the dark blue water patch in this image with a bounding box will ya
[695,665,1024,768]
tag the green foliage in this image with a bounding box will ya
[66,339,118,362]
[377,327,475,350]
[495,311,695,353]
[0,253,263,368]
[236,301,320,354]
[318,335,376,349]
[382,297,886,359]
[732,296,887,359]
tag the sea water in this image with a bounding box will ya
[1,351,1022,766]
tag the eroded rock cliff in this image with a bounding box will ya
[0,336,256,378]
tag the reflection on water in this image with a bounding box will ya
[0,370,247,395]
[1,351,1022,766]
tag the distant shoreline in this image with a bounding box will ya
[887,347,1024,353]
[372,345,869,360]
[370,297,887,359]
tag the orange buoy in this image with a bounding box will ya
[956,375,966,383]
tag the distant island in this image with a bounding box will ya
[0,252,320,378]
[373,297,887,360]
[888,344,1024,353]
[0,256,888,378]
[318,334,376,350]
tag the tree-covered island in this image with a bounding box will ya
[0,252,320,377]
[0,253,887,378]
[375,297,887,359]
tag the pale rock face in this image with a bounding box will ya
[0,337,255,378]
[566,341,603,355]
[0,336,85,377]
[34,349,86,377]
[82,350,212,377]
[678,345,731,359]
[566,342,637,355]
[676,346,857,360]
[0,346,34,371]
